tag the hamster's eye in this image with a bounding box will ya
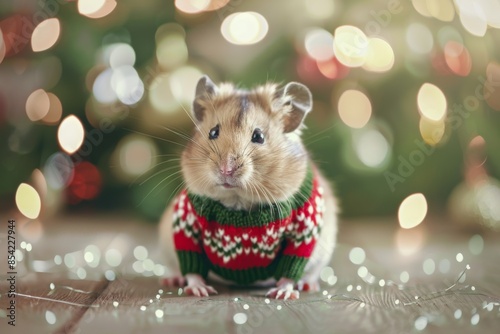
[209,125,219,140]
[251,128,265,144]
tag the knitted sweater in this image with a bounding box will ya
[172,167,324,284]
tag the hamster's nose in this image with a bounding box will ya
[220,164,235,176]
[220,158,236,176]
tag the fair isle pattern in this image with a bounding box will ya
[172,167,325,283]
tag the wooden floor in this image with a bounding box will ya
[1,213,499,333]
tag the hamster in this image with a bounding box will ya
[158,75,338,300]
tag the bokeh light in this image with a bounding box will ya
[423,258,435,275]
[26,89,50,121]
[149,66,203,114]
[395,227,425,255]
[411,0,431,17]
[149,73,178,114]
[304,0,335,20]
[67,162,102,202]
[78,0,105,15]
[362,37,395,73]
[42,93,63,125]
[170,66,204,105]
[78,0,117,19]
[156,24,188,70]
[468,235,484,255]
[419,117,445,146]
[45,310,56,325]
[43,152,74,190]
[349,247,366,265]
[105,248,122,267]
[304,28,335,62]
[316,57,349,80]
[406,23,433,54]
[31,168,47,198]
[0,28,6,64]
[444,41,471,76]
[221,12,269,45]
[93,68,117,104]
[484,62,500,111]
[354,129,390,168]
[417,83,447,121]
[15,183,42,219]
[57,115,85,154]
[107,43,136,69]
[31,18,61,52]
[455,0,487,37]
[480,0,500,28]
[398,193,428,229]
[426,0,455,22]
[175,0,210,14]
[437,26,464,49]
[115,135,157,178]
[111,66,144,105]
[334,25,368,67]
[338,89,372,128]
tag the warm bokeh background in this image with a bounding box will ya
[1,0,499,228]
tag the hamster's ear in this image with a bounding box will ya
[193,75,218,122]
[276,82,312,133]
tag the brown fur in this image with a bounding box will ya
[182,83,308,210]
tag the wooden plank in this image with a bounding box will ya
[0,273,107,333]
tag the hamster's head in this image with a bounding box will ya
[181,75,313,210]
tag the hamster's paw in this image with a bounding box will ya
[184,283,218,297]
[160,275,186,287]
[183,273,217,297]
[266,278,300,300]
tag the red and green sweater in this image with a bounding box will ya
[172,167,324,284]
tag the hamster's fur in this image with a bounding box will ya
[159,76,338,299]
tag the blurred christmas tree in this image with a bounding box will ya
[1,0,499,223]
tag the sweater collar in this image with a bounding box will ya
[187,165,314,227]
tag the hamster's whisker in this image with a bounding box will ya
[138,164,181,186]
[178,102,219,156]
[303,124,338,145]
[136,170,184,207]
[122,128,188,149]
[160,125,214,157]
[128,159,180,187]
[166,179,188,205]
